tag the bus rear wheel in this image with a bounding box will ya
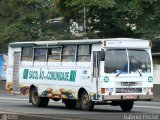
[81,91,94,111]
[30,88,49,107]
[120,101,134,112]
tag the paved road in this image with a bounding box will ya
[0,94,160,120]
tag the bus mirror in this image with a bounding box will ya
[100,50,105,61]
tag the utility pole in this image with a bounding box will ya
[83,0,87,39]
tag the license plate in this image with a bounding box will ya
[124,95,136,99]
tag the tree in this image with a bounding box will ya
[55,0,160,39]
[0,0,160,52]
[0,0,71,52]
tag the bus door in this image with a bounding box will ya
[92,51,100,100]
[12,52,20,94]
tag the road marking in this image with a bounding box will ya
[0,97,62,103]
[134,105,160,109]
[0,97,28,101]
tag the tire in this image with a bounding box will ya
[63,99,76,109]
[30,88,49,107]
[41,97,49,107]
[81,91,94,111]
[120,101,134,112]
[76,99,81,109]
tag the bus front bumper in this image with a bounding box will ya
[102,94,153,101]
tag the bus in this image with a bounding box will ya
[6,38,153,112]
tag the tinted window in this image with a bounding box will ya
[104,49,127,73]
[21,47,33,61]
[34,48,47,61]
[77,45,91,62]
[104,49,151,74]
[48,47,61,62]
[128,50,151,73]
[62,45,76,62]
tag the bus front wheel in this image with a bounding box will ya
[120,101,134,112]
[81,91,94,111]
[30,88,49,107]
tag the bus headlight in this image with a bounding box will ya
[109,92,112,95]
[101,88,114,94]
[110,88,113,92]
[108,88,114,95]
[143,88,151,95]
[147,88,151,95]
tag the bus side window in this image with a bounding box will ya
[48,47,61,62]
[77,45,91,62]
[34,48,47,62]
[21,47,33,61]
[62,45,76,62]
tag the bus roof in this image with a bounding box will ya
[9,38,149,48]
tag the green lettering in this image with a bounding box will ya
[39,70,44,80]
[23,69,29,79]
[29,71,32,79]
[70,70,77,82]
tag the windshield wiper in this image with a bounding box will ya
[116,71,123,77]
[138,70,142,76]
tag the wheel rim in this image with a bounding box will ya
[82,94,89,107]
[32,90,38,104]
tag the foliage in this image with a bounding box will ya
[0,0,70,52]
[0,0,160,52]
[56,0,160,39]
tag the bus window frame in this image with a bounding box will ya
[62,45,76,62]
[21,47,33,61]
[47,47,62,62]
[33,48,48,62]
[20,44,92,66]
[77,44,91,62]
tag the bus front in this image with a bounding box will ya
[99,39,153,111]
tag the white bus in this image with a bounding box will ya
[6,38,153,112]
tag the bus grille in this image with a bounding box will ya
[116,88,142,93]
[120,82,142,86]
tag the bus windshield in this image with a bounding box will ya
[104,49,151,74]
